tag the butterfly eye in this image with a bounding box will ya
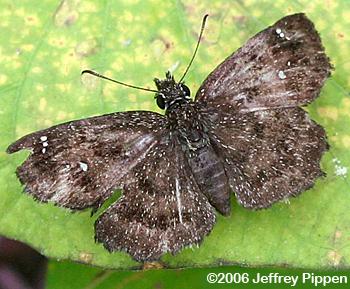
[156,94,166,109]
[180,84,191,97]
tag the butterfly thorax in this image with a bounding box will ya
[165,101,209,151]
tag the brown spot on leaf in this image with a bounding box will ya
[328,250,342,266]
[337,32,344,39]
[79,252,93,263]
[335,230,342,240]
[54,0,79,27]
[143,261,164,270]
[75,39,99,57]
[151,37,174,57]
[233,15,247,25]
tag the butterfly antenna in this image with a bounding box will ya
[81,70,158,93]
[178,14,209,83]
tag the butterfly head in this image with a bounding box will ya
[154,71,191,110]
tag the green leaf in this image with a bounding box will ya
[0,0,349,270]
[45,260,350,289]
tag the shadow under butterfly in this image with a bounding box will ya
[7,13,331,262]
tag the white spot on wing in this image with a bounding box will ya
[79,161,88,172]
[278,70,287,79]
[50,172,72,203]
[40,136,47,141]
[134,134,154,150]
[175,178,183,224]
[275,28,285,39]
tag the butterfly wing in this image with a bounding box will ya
[95,135,216,261]
[203,106,328,209]
[195,13,331,111]
[7,111,165,210]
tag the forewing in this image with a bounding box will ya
[195,13,331,111]
[205,106,328,209]
[95,136,216,261]
[7,111,165,210]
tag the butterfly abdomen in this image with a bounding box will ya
[187,145,231,216]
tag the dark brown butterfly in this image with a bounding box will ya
[7,13,331,262]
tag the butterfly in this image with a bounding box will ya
[7,13,331,262]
